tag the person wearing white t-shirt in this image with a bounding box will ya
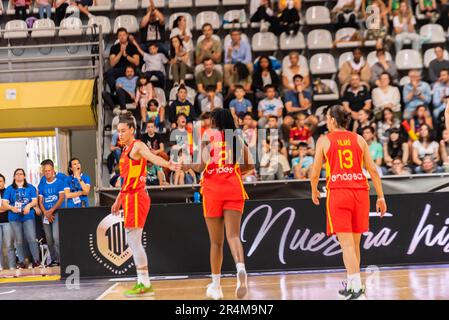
[258,85,284,128]
[393,1,422,52]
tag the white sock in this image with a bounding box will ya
[211,274,221,287]
[236,263,246,274]
[347,273,362,292]
[137,268,151,287]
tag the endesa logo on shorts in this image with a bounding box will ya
[88,213,147,275]
[330,173,365,183]
[206,166,235,175]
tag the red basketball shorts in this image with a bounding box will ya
[326,188,369,236]
[121,189,151,228]
[202,194,245,218]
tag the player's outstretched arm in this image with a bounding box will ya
[359,136,387,217]
[239,137,255,174]
[136,141,180,171]
[310,136,325,206]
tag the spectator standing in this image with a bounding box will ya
[403,70,432,120]
[105,28,139,92]
[372,72,401,120]
[0,174,16,271]
[1,169,40,268]
[428,46,449,83]
[38,162,66,266]
[65,158,91,208]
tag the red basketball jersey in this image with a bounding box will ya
[325,131,369,190]
[200,132,249,201]
[120,140,147,193]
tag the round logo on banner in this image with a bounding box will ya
[88,213,148,275]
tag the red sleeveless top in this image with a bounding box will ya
[325,131,369,190]
[119,140,147,193]
[200,132,249,200]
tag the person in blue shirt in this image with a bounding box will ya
[103,65,138,111]
[39,159,68,186]
[64,158,91,208]
[224,29,253,87]
[38,162,66,266]
[1,168,40,268]
[0,173,16,270]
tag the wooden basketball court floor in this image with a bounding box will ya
[1,264,449,300]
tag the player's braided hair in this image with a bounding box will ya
[329,105,351,129]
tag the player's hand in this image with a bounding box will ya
[111,201,121,215]
[311,189,321,206]
[169,160,182,171]
[376,197,387,217]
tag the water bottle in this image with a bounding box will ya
[193,192,201,203]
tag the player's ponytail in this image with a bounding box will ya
[329,105,351,129]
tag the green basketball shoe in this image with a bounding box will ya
[124,283,155,298]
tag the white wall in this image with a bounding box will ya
[0,139,28,185]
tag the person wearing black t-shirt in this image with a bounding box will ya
[141,120,165,155]
[0,173,16,270]
[168,86,196,126]
[105,28,140,92]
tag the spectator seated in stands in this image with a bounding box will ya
[377,107,401,145]
[143,99,165,132]
[383,127,409,170]
[141,120,165,157]
[226,62,253,104]
[372,72,401,120]
[253,55,281,101]
[338,48,371,92]
[432,69,449,122]
[419,0,438,23]
[342,73,372,122]
[224,29,253,87]
[102,65,138,113]
[437,0,449,30]
[412,124,440,173]
[257,85,284,128]
[36,0,52,19]
[282,51,310,91]
[370,49,399,88]
[146,162,168,186]
[130,36,167,89]
[388,0,402,16]
[250,0,281,34]
[288,113,314,157]
[55,0,69,26]
[403,70,432,120]
[200,86,223,115]
[105,28,139,93]
[230,85,253,127]
[416,155,443,174]
[362,0,391,49]
[291,142,314,180]
[440,128,449,171]
[169,35,193,86]
[428,46,449,84]
[14,0,31,21]
[75,0,94,19]
[242,112,258,155]
[279,0,300,35]
[353,109,376,136]
[410,104,433,133]
[170,15,194,54]
[393,1,426,52]
[168,86,196,128]
[387,157,412,175]
[260,138,288,181]
[195,23,222,65]
[135,75,155,124]
[172,149,197,185]
[140,0,167,55]
[196,58,223,107]
[332,0,359,28]
[362,126,384,175]
[284,74,313,118]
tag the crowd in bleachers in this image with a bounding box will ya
[2,0,449,185]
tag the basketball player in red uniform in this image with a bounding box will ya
[184,108,254,300]
[111,114,180,297]
[310,105,387,300]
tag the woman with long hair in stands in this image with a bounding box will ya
[184,108,254,300]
